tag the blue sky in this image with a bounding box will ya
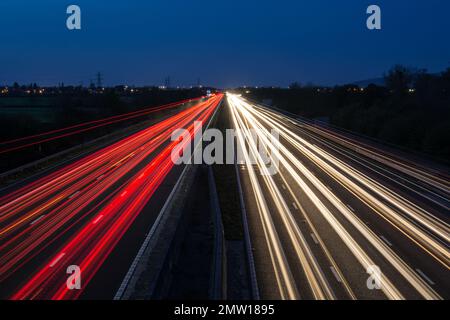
[0,0,449,87]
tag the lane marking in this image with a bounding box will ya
[30,215,45,225]
[415,269,435,285]
[281,184,286,190]
[330,266,342,283]
[380,235,393,247]
[30,288,44,300]
[310,233,319,244]
[68,191,80,199]
[0,196,64,236]
[111,153,136,168]
[92,215,104,225]
[292,202,298,210]
[346,204,355,212]
[120,191,128,197]
[49,253,66,267]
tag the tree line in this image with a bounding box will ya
[242,66,450,163]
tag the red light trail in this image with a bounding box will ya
[0,94,222,300]
[0,96,204,155]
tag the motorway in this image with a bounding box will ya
[0,94,223,300]
[228,94,449,300]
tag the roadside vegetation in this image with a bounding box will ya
[241,66,450,163]
[0,88,205,172]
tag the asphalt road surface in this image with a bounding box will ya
[228,94,449,300]
[0,94,223,300]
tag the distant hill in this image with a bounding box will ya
[350,77,385,87]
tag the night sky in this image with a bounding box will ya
[1,0,449,87]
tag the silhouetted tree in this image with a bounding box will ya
[242,65,450,162]
[289,82,301,89]
[384,65,414,94]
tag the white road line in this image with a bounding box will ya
[330,266,342,283]
[380,235,393,247]
[281,184,286,190]
[346,204,355,212]
[292,202,298,210]
[49,253,65,267]
[68,191,80,199]
[30,215,45,225]
[415,269,435,285]
[310,233,319,244]
[92,215,104,225]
